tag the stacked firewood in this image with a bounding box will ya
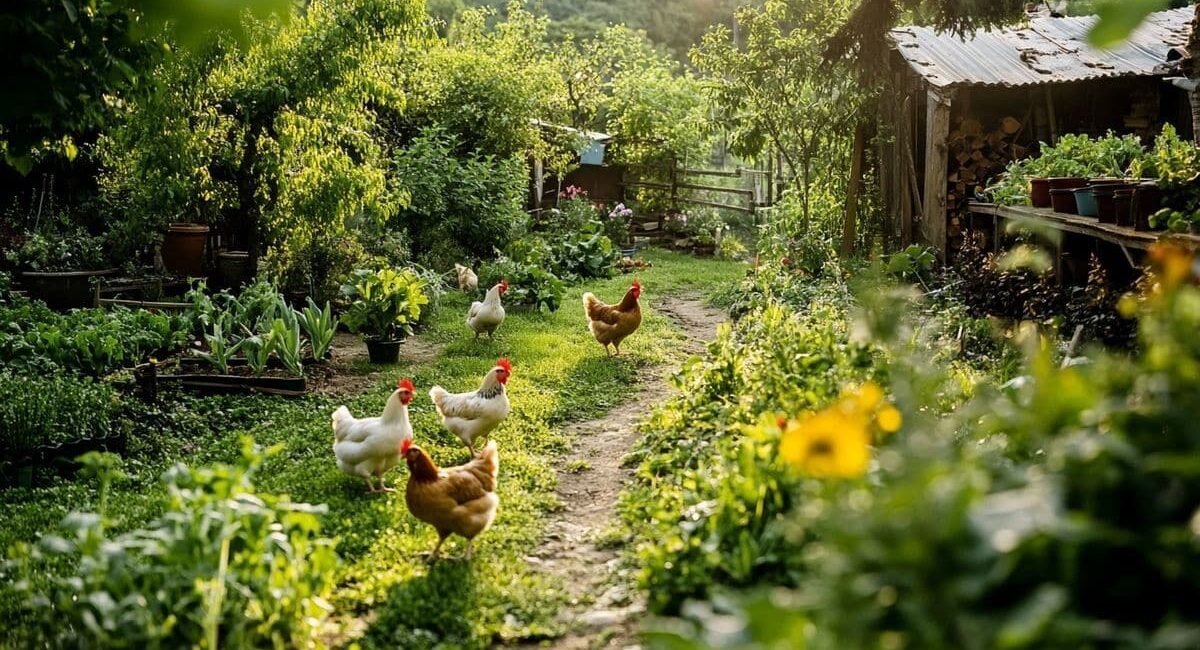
[947,116,1027,241]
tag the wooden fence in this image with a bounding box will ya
[621,160,781,216]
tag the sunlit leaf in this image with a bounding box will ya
[1087,0,1167,49]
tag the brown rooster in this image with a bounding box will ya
[583,279,642,356]
[401,438,499,561]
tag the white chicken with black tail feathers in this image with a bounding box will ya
[429,358,512,455]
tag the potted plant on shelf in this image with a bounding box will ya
[6,222,116,309]
[340,268,429,364]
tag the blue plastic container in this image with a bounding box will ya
[1073,187,1098,217]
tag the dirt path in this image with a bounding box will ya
[518,297,726,650]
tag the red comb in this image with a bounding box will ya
[400,438,412,454]
[397,377,414,392]
[500,278,509,287]
[632,278,641,289]
[496,358,512,373]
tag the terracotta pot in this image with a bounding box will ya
[1113,190,1134,228]
[161,223,209,278]
[1050,189,1078,214]
[20,268,117,310]
[1029,178,1052,208]
[1132,183,1163,232]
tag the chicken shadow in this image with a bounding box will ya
[358,559,480,647]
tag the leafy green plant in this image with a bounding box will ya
[340,268,429,342]
[297,298,337,361]
[479,252,566,312]
[885,244,936,282]
[270,317,304,376]
[552,221,619,281]
[239,334,271,376]
[989,131,1146,205]
[4,227,110,272]
[193,320,240,374]
[0,299,192,376]
[7,442,337,648]
[0,373,121,454]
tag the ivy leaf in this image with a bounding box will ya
[1087,0,1167,49]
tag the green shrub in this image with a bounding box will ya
[391,127,530,267]
[339,268,429,341]
[621,294,877,613]
[6,445,337,648]
[478,252,566,312]
[0,374,121,453]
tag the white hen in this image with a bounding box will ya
[333,378,415,492]
[467,280,507,339]
[429,359,511,454]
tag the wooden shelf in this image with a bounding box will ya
[967,202,1200,251]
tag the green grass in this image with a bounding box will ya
[0,249,744,649]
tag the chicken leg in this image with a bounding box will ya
[464,540,476,561]
[428,531,450,563]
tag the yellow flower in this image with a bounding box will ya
[854,382,884,412]
[876,405,903,433]
[779,409,870,479]
[1149,242,1195,291]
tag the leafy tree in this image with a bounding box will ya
[693,0,866,228]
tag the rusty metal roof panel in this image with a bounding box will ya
[890,7,1193,89]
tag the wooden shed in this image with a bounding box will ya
[878,7,1195,258]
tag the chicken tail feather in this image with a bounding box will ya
[583,292,602,320]
[429,386,449,416]
[332,405,353,441]
[474,440,499,484]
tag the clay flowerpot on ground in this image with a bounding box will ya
[339,267,429,364]
[160,223,210,278]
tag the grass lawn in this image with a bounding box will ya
[0,249,746,649]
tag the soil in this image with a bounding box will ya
[311,332,445,397]
[517,296,726,650]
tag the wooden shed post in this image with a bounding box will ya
[922,87,953,257]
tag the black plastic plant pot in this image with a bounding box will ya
[365,339,402,364]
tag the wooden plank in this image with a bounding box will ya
[675,182,755,197]
[675,196,755,214]
[922,87,953,256]
[676,167,743,178]
[620,181,672,191]
[100,298,193,311]
[901,93,918,245]
[966,202,1200,251]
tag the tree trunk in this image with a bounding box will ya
[842,122,866,257]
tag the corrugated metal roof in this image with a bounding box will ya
[890,7,1193,89]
